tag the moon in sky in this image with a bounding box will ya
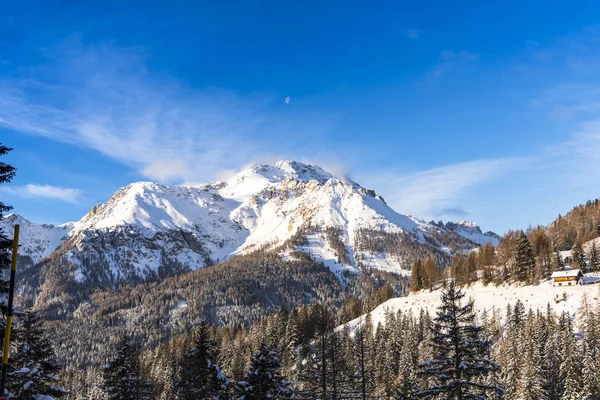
[285,96,291,104]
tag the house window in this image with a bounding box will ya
[559,283,562,286]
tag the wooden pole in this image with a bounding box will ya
[0,224,19,397]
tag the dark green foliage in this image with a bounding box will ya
[236,341,291,400]
[589,242,600,272]
[58,285,600,400]
[572,242,586,271]
[9,310,65,399]
[410,259,425,292]
[102,335,152,400]
[552,247,565,273]
[0,143,16,295]
[515,231,535,283]
[416,282,503,399]
[177,321,230,400]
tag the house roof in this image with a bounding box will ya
[551,269,583,278]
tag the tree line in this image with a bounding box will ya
[63,279,600,400]
[409,227,600,293]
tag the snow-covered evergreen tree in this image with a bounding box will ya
[177,320,230,400]
[297,305,332,399]
[149,347,180,400]
[559,312,583,400]
[0,144,17,399]
[350,313,377,400]
[572,242,586,271]
[8,310,65,399]
[0,143,16,316]
[588,242,599,273]
[102,335,152,400]
[236,341,291,400]
[416,282,504,399]
[0,143,16,264]
[396,325,419,400]
[552,247,565,272]
[515,316,544,400]
[540,327,563,400]
[515,231,535,283]
[581,295,600,398]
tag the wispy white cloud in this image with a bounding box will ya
[0,38,312,184]
[1,184,84,204]
[357,158,526,220]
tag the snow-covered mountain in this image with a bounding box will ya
[0,214,74,266]
[433,220,500,246]
[4,161,498,289]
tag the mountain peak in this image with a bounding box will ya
[273,160,334,184]
[236,160,336,183]
[442,220,500,246]
[220,160,347,201]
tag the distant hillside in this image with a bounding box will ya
[548,198,600,249]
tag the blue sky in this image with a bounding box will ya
[1,0,600,234]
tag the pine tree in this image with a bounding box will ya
[297,305,331,398]
[282,313,299,378]
[351,322,377,399]
[572,242,586,271]
[8,310,65,399]
[0,144,16,310]
[510,300,526,329]
[580,295,600,399]
[558,312,583,400]
[552,247,565,272]
[177,320,230,400]
[149,346,180,400]
[236,341,291,400]
[540,328,563,400]
[397,324,419,400]
[416,282,504,399]
[588,242,599,273]
[515,317,544,400]
[0,144,16,399]
[102,335,152,400]
[515,231,535,283]
[411,259,424,292]
[561,339,584,400]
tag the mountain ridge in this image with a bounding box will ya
[1,160,500,315]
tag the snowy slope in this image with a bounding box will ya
[73,181,248,261]
[11,161,497,286]
[345,280,600,332]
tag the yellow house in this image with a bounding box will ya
[551,270,584,286]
